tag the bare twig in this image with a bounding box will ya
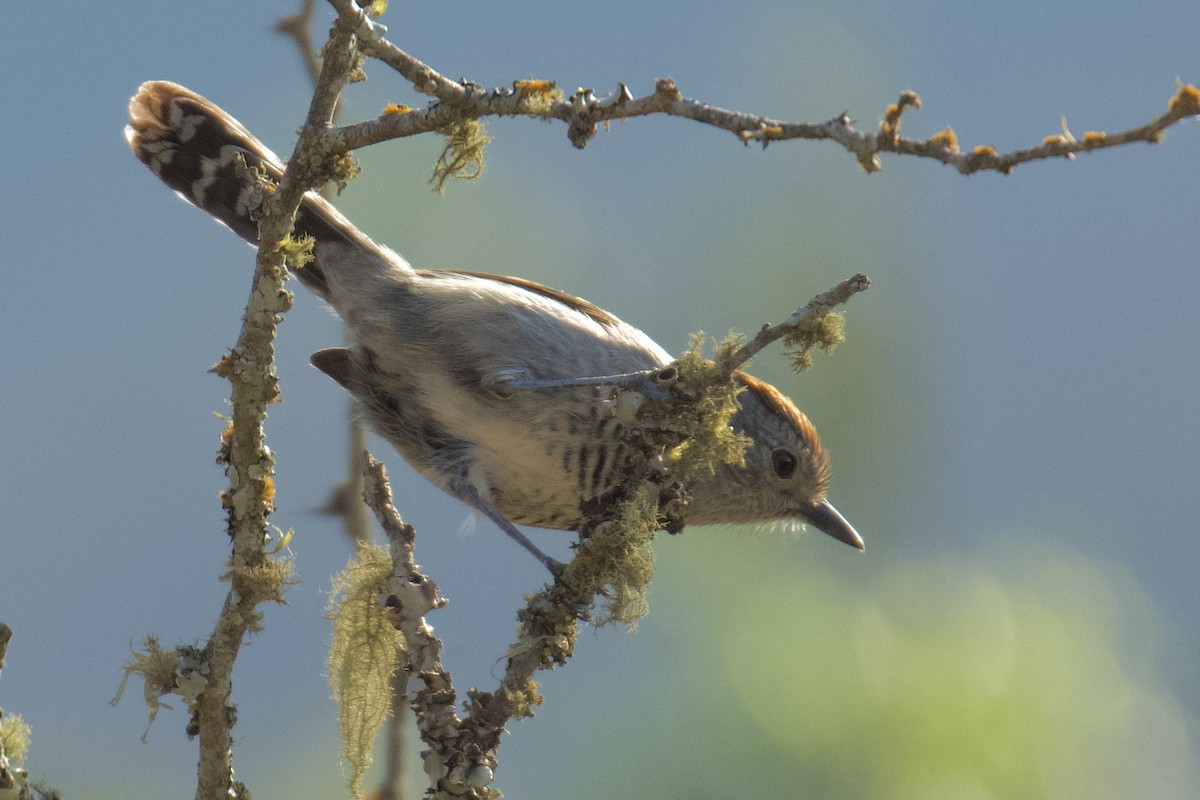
[276,0,322,86]
[322,0,1197,173]
[278,0,370,545]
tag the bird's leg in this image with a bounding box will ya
[454,480,565,575]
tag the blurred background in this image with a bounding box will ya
[3,1,1198,797]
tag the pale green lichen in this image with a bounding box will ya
[327,541,405,800]
[227,554,295,618]
[572,333,754,625]
[588,484,659,627]
[110,635,196,742]
[513,79,564,116]
[666,334,753,479]
[500,678,545,720]
[430,119,490,193]
[783,311,846,372]
[0,712,31,764]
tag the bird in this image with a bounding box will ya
[125,81,863,569]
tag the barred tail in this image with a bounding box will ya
[125,81,376,300]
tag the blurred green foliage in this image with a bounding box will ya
[637,537,1200,799]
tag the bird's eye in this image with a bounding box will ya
[771,448,798,479]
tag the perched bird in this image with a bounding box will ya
[125,81,862,568]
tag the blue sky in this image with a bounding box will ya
[3,2,1199,797]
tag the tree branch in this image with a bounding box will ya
[362,450,661,799]
[276,0,322,87]
[323,0,1197,173]
[495,273,870,402]
[360,456,470,798]
[192,12,363,800]
[724,273,871,372]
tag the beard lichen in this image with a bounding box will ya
[783,310,845,372]
[327,541,405,800]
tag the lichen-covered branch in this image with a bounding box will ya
[872,85,1200,174]
[501,273,870,404]
[359,457,467,797]
[725,273,871,373]
[0,622,35,798]
[369,275,866,796]
[353,335,767,799]
[190,12,362,800]
[323,0,1197,173]
[360,454,659,799]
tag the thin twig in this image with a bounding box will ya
[276,0,322,86]
[725,274,871,372]
[278,0,369,545]
[322,0,1198,173]
[496,273,870,399]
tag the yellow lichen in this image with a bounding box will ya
[1168,82,1200,116]
[656,335,752,479]
[881,91,922,136]
[279,233,315,271]
[928,127,959,153]
[513,79,564,116]
[513,79,558,98]
[501,679,545,719]
[580,484,658,627]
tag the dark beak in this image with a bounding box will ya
[805,499,864,552]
